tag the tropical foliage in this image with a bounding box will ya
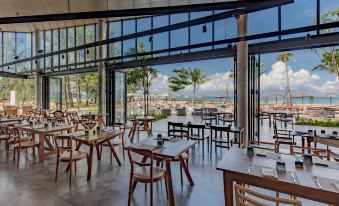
[296,117,339,128]
[168,68,190,93]
[276,52,293,107]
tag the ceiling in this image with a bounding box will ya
[0,0,234,32]
[0,0,292,32]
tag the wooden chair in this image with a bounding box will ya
[127,147,167,206]
[53,110,65,124]
[10,127,39,169]
[167,122,188,139]
[54,135,89,186]
[99,117,127,161]
[210,125,233,152]
[234,183,301,206]
[0,125,10,156]
[187,123,209,156]
[273,123,295,154]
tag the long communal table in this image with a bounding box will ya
[217,148,339,206]
[71,129,124,180]
[128,138,196,206]
[16,123,74,163]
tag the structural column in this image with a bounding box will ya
[34,30,42,109]
[98,19,106,114]
[236,14,248,146]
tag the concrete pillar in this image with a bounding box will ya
[236,14,248,146]
[98,19,106,114]
[34,31,42,109]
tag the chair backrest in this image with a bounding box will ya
[210,125,230,138]
[234,184,301,206]
[97,115,106,129]
[167,121,188,138]
[82,122,97,130]
[54,135,73,158]
[54,110,64,118]
[188,123,205,137]
[7,127,23,146]
[128,147,154,179]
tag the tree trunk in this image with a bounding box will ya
[192,84,196,108]
[65,76,74,107]
[86,87,89,106]
[284,61,292,107]
[64,77,69,110]
[76,76,81,111]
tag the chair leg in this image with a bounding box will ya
[74,161,77,174]
[132,180,138,194]
[69,160,73,187]
[128,177,133,206]
[32,147,35,159]
[150,182,154,206]
[17,148,20,169]
[13,147,16,163]
[179,163,183,185]
[55,159,59,181]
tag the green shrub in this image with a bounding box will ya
[295,117,339,127]
[152,113,167,121]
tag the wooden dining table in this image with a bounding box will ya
[71,129,124,180]
[128,116,154,141]
[217,148,339,206]
[128,138,196,206]
[0,116,21,124]
[16,123,74,163]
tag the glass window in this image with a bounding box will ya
[248,8,278,35]
[16,33,32,72]
[45,30,52,68]
[170,13,189,55]
[39,31,44,69]
[108,21,122,60]
[67,27,75,66]
[320,0,338,33]
[190,22,212,52]
[60,29,67,66]
[123,19,136,61]
[52,29,59,67]
[137,17,151,58]
[0,32,2,67]
[282,0,316,29]
[153,15,169,57]
[85,25,95,64]
[76,26,85,67]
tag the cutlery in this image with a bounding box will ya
[291,172,296,184]
[313,176,322,189]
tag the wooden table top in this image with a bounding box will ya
[128,138,196,159]
[217,148,339,195]
[71,130,123,143]
[0,117,21,123]
[16,123,74,134]
[210,124,244,132]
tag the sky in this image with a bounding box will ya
[145,0,339,98]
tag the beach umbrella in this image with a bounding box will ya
[326,92,337,104]
[292,92,311,105]
[271,93,283,105]
[214,96,228,103]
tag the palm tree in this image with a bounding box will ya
[225,70,234,103]
[188,68,208,107]
[276,52,294,107]
[312,47,339,80]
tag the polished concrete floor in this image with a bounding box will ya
[0,115,336,206]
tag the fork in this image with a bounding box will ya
[313,176,322,189]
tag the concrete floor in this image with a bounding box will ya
[0,115,336,206]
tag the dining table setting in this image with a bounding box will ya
[217,147,339,205]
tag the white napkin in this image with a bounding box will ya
[333,182,339,191]
[262,167,275,177]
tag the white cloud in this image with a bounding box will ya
[147,61,339,97]
[260,61,339,96]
